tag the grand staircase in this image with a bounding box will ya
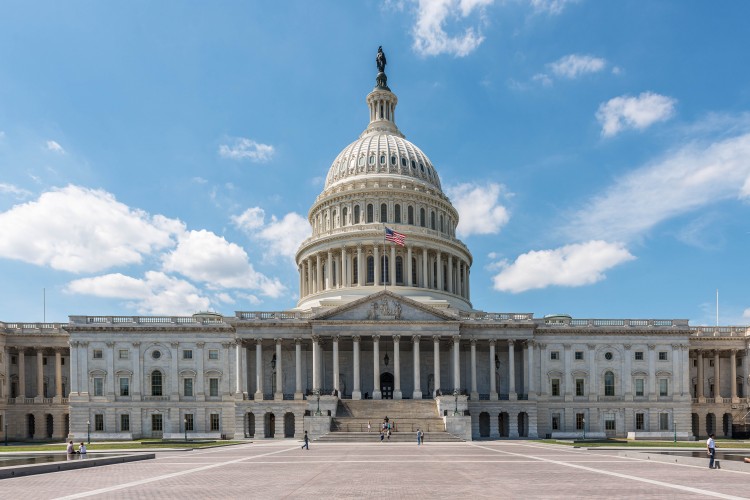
[315,400,463,442]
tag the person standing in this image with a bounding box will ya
[302,431,309,450]
[417,429,422,446]
[367,421,371,433]
[707,433,716,469]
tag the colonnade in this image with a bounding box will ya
[693,348,748,401]
[6,347,66,400]
[298,244,471,301]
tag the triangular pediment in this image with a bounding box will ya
[311,290,457,322]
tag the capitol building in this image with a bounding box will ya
[1,51,749,443]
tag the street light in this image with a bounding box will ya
[87,419,90,444]
[314,389,322,416]
[673,414,677,443]
[453,389,459,416]
[184,417,188,442]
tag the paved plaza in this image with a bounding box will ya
[2,441,749,499]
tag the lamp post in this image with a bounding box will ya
[315,389,322,416]
[453,389,459,416]
[184,417,188,442]
[86,419,90,444]
[673,414,677,443]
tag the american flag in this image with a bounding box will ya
[385,227,406,246]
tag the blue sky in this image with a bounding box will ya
[1,0,749,325]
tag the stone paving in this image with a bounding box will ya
[1,441,749,499]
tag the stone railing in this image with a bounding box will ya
[689,326,750,337]
[0,322,67,333]
[236,311,313,320]
[539,318,689,328]
[68,316,229,326]
[458,312,534,321]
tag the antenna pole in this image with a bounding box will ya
[43,287,46,323]
[716,289,719,327]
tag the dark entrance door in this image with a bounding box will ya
[380,372,394,399]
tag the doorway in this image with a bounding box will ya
[380,372,394,399]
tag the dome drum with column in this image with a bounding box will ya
[295,50,473,312]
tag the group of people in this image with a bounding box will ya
[66,440,87,458]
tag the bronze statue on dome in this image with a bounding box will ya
[376,46,387,73]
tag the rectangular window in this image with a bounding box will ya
[62,358,65,365]
[635,351,644,361]
[209,378,219,397]
[93,377,104,397]
[210,413,220,431]
[551,414,560,430]
[93,349,103,359]
[635,378,645,397]
[119,377,129,396]
[659,413,669,431]
[121,414,130,432]
[575,413,585,430]
[658,351,668,361]
[550,351,559,361]
[574,351,583,360]
[119,349,129,360]
[95,414,104,432]
[693,359,697,367]
[659,378,669,397]
[152,414,163,432]
[183,349,193,360]
[635,413,644,430]
[551,379,560,397]
[208,349,219,360]
[605,418,616,431]
[184,378,194,397]
[575,378,585,396]
[185,413,194,431]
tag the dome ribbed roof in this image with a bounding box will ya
[324,133,442,192]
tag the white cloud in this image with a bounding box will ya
[233,207,311,261]
[162,229,285,297]
[412,0,494,57]
[597,92,677,137]
[744,308,750,321]
[218,137,275,162]
[446,182,510,237]
[549,54,607,79]
[191,177,208,184]
[0,185,182,272]
[492,240,635,293]
[231,207,266,231]
[529,0,578,15]
[532,73,553,87]
[46,140,65,154]
[0,183,32,200]
[66,271,210,315]
[566,132,750,242]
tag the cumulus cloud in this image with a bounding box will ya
[412,0,494,57]
[492,240,635,293]
[233,207,311,261]
[0,185,182,272]
[0,183,32,200]
[529,0,578,15]
[218,137,275,162]
[162,229,285,297]
[46,140,65,154]
[566,132,750,242]
[66,271,211,315]
[549,54,607,79]
[597,92,677,137]
[446,182,510,237]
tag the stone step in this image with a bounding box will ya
[337,400,439,420]
[315,431,464,443]
[331,418,446,433]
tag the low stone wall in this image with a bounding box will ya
[627,431,694,441]
[69,432,133,441]
[551,432,606,440]
[162,432,221,440]
[0,453,154,480]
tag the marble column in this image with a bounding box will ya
[526,340,535,399]
[357,245,363,287]
[452,335,461,392]
[406,246,413,286]
[333,336,340,396]
[275,339,283,400]
[624,345,633,400]
[508,340,516,400]
[79,342,88,394]
[55,349,63,400]
[255,340,263,399]
[374,245,380,286]
[447,254,453,293]
[714,350,721,399]
[390,245,396,285]
[671,344,680,398]
[422,248,428,288]
[393,335,402,399]
[697,350,705,399]
[235,340,242,395]
[69,342,79,395]
[436,250,443,291]
[433,336,441,397]
[316,254,322,293]
[372,335,381,399]
[312,336,320,392]
[340,246,346,288]
[36,349,44,399]
[412,335,422,399]
[489,340,498,400]
[295,339,303,399]
[470,339,478,399]
[648,345,656,401]
[352,336,361,399]
[327,250,333,289]
[18,350,26,398]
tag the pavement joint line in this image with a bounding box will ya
[470,443,748,500]
[53,444,299,499]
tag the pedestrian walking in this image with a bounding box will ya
[367,420,371,432]
[302,430,309,450]
[707,433,716,468]
[417,429,422,446]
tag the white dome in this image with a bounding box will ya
[324,133,442,192]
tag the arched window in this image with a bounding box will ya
[354,205,360,224]
[323,212,328,231]
[366,204,374,223]
[380,154,386,165]
[408,206,414,225]
[353,257,358,284]
[367,256,374,283]
[369,155,375,166]
[342,207,348,226]
[394,204,401,223]
[431,211,436,230]
[381,256,389,284]
[412,257,418,286]
[395,256,403,284]
[151,370,163,397]
[604,371,615,396]
[380,203,388,223]
[332,209,338,229]
[390,155,397,166]
[420,208,426,227]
